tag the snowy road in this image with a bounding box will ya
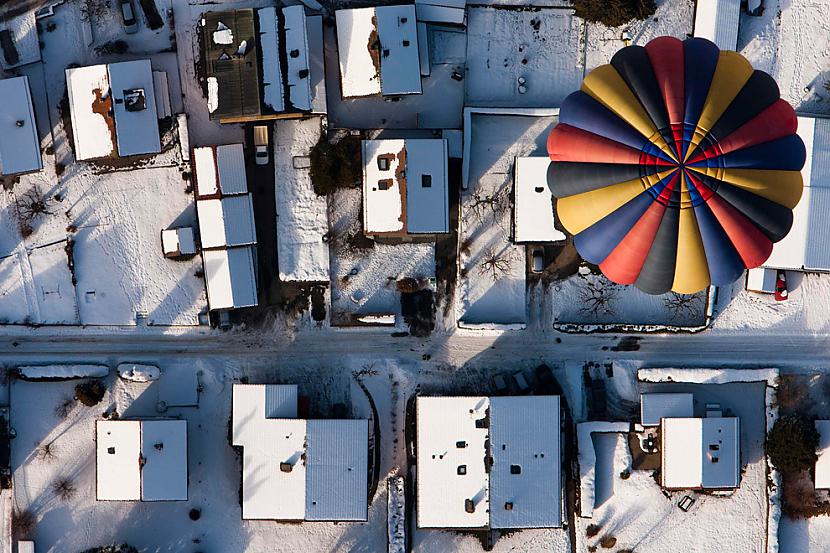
[0,329,828,370]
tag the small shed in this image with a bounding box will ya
[745,267,777,293]
[161,227,196,258]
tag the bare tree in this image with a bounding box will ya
[478,247,513,282]
[579,279,620,316]
[36,440,59,463]
[663,292,702,322]
[51,476,76,501]
[55,395,75,420]
[464,187,510,226]
[80,0,111,23]
[12,509,35,539]
[16,188,55,237]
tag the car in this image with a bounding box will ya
[254,125,269,166]
[531,247,544,273]
[512,371,530,394]
[775,270,788,301]
[120,0,139,34]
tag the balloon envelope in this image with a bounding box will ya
[547,36,804,295]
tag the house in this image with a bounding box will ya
[0,76,42,177]
[336,6,422,98]
[513,157,564,243]
[693,0,741,51]
[193,145,258,310]
[201,6,325,121]
[231,384,369,521]
[96,419,188,501]
[362,138,449,236]
[66,60,162,160]
[661,416,740,489]
[639,393,694,427]
[815,420,830,489]
[763,116,830,272]
[416,396,561,529]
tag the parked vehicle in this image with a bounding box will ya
[531,247,544,273]
[254,125,270,165]
[120,0,139,34]
[775,270,788,301]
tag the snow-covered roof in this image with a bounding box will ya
[640,393,694,427]
[66,64,116,160]
[306,419,370,521]
[0,76,42,176]
[417,396,490,528]
[416,395,562,529]
[362,139,449,235]
[196,195,256,249]
[661,417,740,489]
[764,116,830,271]
[745,267,777,293]
[109,60,161,157]
[194,145,249,197]
[415,0,466,25]
[514,157,564,243]
[306,15,328,114]
[693,0,741,51]
[96,420,188,501]
[161,227,196,257]
[336,6,422,98]
[66,60,160,160]
[202,246,258,310]
[815,420,830,489]
[284,5,312,112]
[0,11,41,69]
[231,384,369,521]
[257,7,285,112]
[489,396,561,529]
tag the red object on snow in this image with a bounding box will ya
[774,270,788,301]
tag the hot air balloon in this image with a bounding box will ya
[547,36,805,295]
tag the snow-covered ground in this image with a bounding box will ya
[458,111,557,327]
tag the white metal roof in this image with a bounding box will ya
[661,417,740,489]
[489,396,561,529]
[406,139,449,233]
[336,6,421,97]
[416,396,490,528]
[639,393,694,426]
[306,419,369,521]
[257,7,285,112]
[745,267,777,293]
[815,420,830,489]
[140,420,188,501]
[693,0,741,51]
[284,5,312,111]
[375,5,422,95]
[764,116,830,271]
[202,246,258,310]
[231,384,368,521]
[215,144,248,194]
[0,76,42,176]
[415,0,466,25]
[363,139,449,235]
[514,157,565,243]
[194,147,219,197]
[109,60,161,157]
[96,420,187,501]
[197,195,256,249]
[96,420,141,501]
[66,64,116,161]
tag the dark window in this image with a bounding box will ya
[403,40,410,47]
[378,157,390,171]
[421,174,432,188]
[457,465,467,475]
[504,501,513,510]
[456,441,467,448]
[465,498,475,513]
[535,186,545,193]
[709,444,720,451]
[377,179,393,191]
[711,457,720,463]
[510,464,522,475]
[107,447,116,455]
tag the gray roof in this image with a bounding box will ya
[216,144,248,195]
[489,396,561,529]
[306,419,369,521]
[264,384,298,418]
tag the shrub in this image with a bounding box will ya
[586,524,601,537]
[75,380,106,407]
[600,535,617,548]
[80,545,139,553]
[309,135,362,196]
[767,414,819,473]
[52,476,76,501]
[12,509,36,539]
[573,0,656,27]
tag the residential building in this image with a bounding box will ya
[0,76,42,177]
[513,157,564,243]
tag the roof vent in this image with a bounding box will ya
[280,462,293,473]
[123,88,147,112]
[465,498,475,513]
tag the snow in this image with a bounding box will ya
[405,140,449,234]
[109,60,161,158]
[0,11,40,69]
[513,157,563,243]
[258,7,285,112]
[375,5,422,96]
[575,422,630,518]
[274,118,330,282]
[161,227,196,257]
[202,247,258,311]
[284,5,312,112]
[693,0,741,51]
[140,420,188,501]
[640,393,694,426]
[197,196,257,248]
[65,65,115,161]
[465,8,584,108]
[117,363,160,382]
[746,267,777,293]
[215,144,248,195]
[363,139,406,234]
[415,2,466,25]
[335,8,381,98]
[815,420,830,489]
[96,420,141,500]
[388,476,406,553]
[193,147,219,196]
[0,76,42,177]
[18,364,109,379]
